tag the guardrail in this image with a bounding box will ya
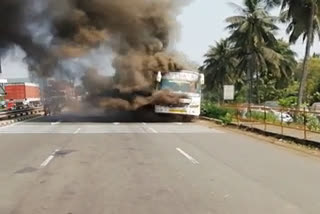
[205,104,320,146]
[0,107,44,120]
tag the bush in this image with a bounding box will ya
[307,115,320,131]
[295,113,320,131]
[278,96,297,108]
[201,101,236,124]
[246,110,278,123]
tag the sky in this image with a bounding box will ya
[177,0,320,64]
[1,0,320,80]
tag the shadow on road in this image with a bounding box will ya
[29,110,194,123]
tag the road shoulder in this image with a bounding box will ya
[197,119,320,159]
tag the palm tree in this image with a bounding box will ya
[274,40,297,88]
[264,0,320,107]
[263,40,297,89]
[254,40,297,102]
[283,0,320,107]
[200,39,237,104]
[226,0,282,104]
[264,0,282,8]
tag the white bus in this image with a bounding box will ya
[155,70,205,117]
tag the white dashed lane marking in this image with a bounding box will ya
[40,149,60,168]
[148,127,158,133]
[176,148,199,164]
[73,128,81,134]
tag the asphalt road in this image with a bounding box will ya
[1,115,320,214]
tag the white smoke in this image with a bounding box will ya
[57,44,115,83]
[1,46,29,79]
[25,0,53,47]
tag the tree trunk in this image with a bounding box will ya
[256,69,260,104]
[247,55,254,105]
[246,68,251,104]
[297,2,314,108]
[250,66,254,104]
[221,76,225,105]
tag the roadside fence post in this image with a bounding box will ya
[249,103,253,129]
[280,108,284,135]
[264,104,267,132]
[237,104,240,126]
[303,107,307,140]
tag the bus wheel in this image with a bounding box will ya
[183,116,194,122]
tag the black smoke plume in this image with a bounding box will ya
[0,0,194,111]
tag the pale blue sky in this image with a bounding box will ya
[177,0,320,64]
[177,0,242,64]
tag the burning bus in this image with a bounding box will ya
[155,70,205,117]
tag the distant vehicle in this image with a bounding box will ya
[241,106,293,123]
[5,83,41,109]
[154,70,205,118]
[311,102,320,112]
[0,100,6,109]
[310,102,320,119]
[6,100,16,111]
[15,99,30,109]
[271,110,293,123]
[0,100,16,111]
[43,96,66,116]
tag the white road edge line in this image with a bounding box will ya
[176,148,199,164]
[40,149,60,168]
[148,127,158,133]
[73,128,81,134]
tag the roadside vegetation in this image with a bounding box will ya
[201,100,320,132]
[201,101,236,124]
[200,0,320,130]
[200,0,320,106]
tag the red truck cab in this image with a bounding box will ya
[6,100,16,111]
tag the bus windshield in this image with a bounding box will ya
[160,79,200,93]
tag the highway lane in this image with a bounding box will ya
[1,116,320,213]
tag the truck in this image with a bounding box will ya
[43,79,75,115]
[154,70,205,118]
[5,83,41,109]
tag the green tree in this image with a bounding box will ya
[200,39,237,103]
[272,40,297,89]
[305,57,320,99]
[257,40,296,102]
[265,0,320,107]
[282,0,320,108]
[226,0,282,104]
[295,57,320,104]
